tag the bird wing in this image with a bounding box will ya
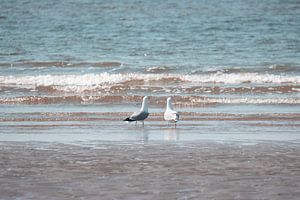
[130,110,149,121]
[164,110,179,121]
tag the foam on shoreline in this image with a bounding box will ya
[1,72,300,87]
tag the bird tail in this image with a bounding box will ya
[124,117,135,122]
[175,113,179,122]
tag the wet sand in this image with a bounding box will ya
[1,141,300,200]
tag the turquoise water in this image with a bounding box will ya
[1,0,300,71]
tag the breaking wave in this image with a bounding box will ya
[1,72,300,87]
[1,72,299,105]
[0,95,299,105]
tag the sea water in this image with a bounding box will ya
[0,0,299,143]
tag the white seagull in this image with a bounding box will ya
[124,96,149,126]
[164,97,179,127]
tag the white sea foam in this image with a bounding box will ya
[197,97,300,105]
[0,72,300,88]
[0,95,299,105]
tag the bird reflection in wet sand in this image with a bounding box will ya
[164,129,179,141]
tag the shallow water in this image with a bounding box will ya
[0,104,299,144]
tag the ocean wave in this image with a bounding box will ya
[2,83,299,95]
[0,61,122,68]
[1,95,299,105]
[268,64,300,73]
[145,66,173,73]
[190,64,300,74]
[1,72,300,88]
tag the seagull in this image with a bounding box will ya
[124,96,149,126]
[164,97,179,127]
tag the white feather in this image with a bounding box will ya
[164,97,179,122]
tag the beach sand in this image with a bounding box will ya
[1,141,299,200]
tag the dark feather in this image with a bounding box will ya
[124,117,135,121]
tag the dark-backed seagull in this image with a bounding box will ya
[124,96,149,126]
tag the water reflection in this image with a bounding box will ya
[136,128,149,143]
[164,128,179,141]
[142,130,149,142]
